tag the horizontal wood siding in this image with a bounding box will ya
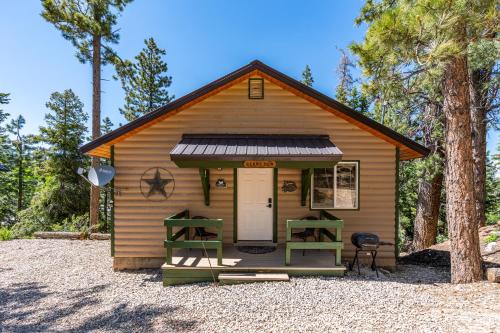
[114,77,396,264]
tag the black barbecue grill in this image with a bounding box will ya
[349,232,393,277]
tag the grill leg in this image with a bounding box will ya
[352,249,361,275]
[370,250,379,277]
[350,249,358,272]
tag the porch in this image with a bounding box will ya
[162,209,346,285]
[162,244,346,285]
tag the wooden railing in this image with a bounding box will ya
[285,210,344,266]
[164,210,223,266]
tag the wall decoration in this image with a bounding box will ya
[282,181,297,193]
[215,178,227,188]
[140,167,175,201]
[243,160,276,168]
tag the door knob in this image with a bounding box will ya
[267,198,272,208]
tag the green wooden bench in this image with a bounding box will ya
[285,210,344,266]
[164,210,223,266]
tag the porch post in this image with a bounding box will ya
[166,224,173,265]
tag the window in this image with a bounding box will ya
[311,161,359,210]
[248,78,264,99]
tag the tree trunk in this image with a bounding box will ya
[412,171,443,251]
[443,51,482,283]
[17,143,23,211]
[469,68,489,227]
[90,34,101,229]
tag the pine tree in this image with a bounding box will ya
[0,93,14,224]
[469,40,499,227]
[335,49,354,105]
[347,86,370,115]
[115,37,174,121]
[0,93,10,138]
[101,116,114,134]
[38,89,89,224]
[7,116,27,211]
[334,50,370,115]
[100,116,114,230]
[300,65,314,87]
[352,19,446,253]
[0,93,9,107]
[353,0,497,283]
[42,0,132,228]
[485,147,500,224]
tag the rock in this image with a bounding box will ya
[90,233,111,240]
[486,268,500,283]
[485,242,496,253]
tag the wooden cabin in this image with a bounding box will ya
[81,60,428,285]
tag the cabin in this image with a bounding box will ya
[81,60,428,285]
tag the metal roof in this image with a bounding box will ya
[170,134,343,161]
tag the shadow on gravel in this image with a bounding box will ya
[0,282,196,332]
[312,264,451,285]
[119,269,163,284]
[73,303,197,332]
[0,282,51,326]
[398,249,450,267]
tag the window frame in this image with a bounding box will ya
[310,161,360,211]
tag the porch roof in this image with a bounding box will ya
[170,134,343,165]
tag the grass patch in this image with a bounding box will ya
[0,227,13,241]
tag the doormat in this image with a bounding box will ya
[236,246,276,254]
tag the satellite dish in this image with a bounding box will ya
[88,165,115,187]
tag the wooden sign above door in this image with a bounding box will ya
[243,160,276,168]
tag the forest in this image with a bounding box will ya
[0,0,498,284]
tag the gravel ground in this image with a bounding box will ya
[1,240,499,333]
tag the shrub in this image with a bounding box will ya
[486,212,499,226]
[436,234,449,244]
[58,213,90,235]
[0,227,13,241]
[12,206,49,238]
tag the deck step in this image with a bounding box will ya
[218,273,289,283]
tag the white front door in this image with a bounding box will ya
[237,168,274,241]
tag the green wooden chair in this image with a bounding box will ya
[191,216,218,241]
[292,215,319,255]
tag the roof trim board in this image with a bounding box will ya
[80,60,429,160]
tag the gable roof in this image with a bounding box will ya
[80,60,429,160]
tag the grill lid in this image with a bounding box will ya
[351,232,380,249]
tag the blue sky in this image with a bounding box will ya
[1,1,497,152]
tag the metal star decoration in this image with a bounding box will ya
[143,168,173,198]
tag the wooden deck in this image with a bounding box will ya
[162,245,346,286]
